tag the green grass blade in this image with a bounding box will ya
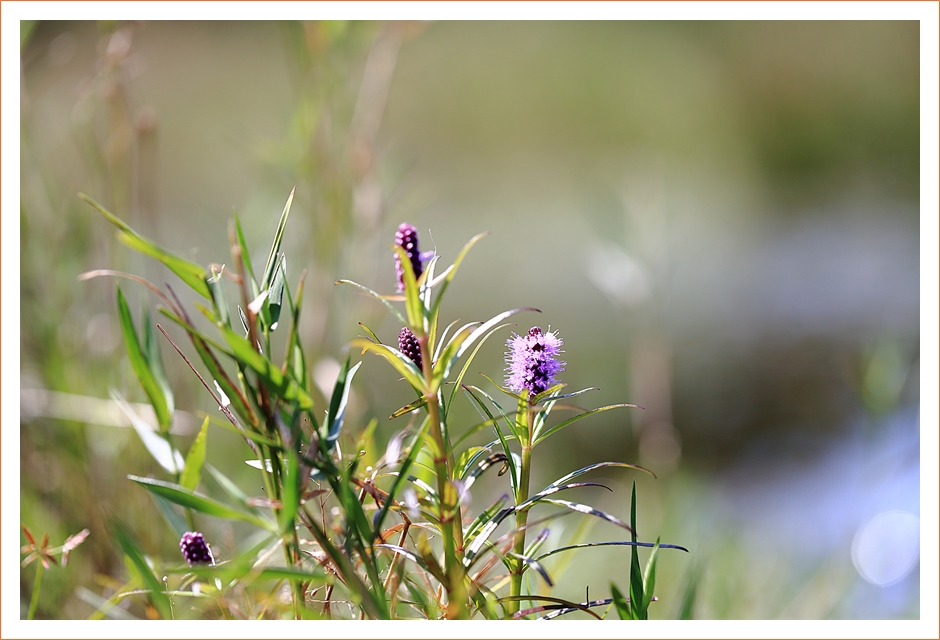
[143,309,175,426]
[110,389,183,474]
[128,475,275,531]
[80,193,211,299]
[629,481,645,619]
[349,339,425,392]
[149,493,188,538]
[547,461,656,490]
[610,582,633,620]
[393,245,423,331]
[261,187,294,291]
[534,403,641,446]
[109,516,172,619]
[642,537,660,614]
[179,417,209,491]
[116,288,173,431]
[324,359,362,449]
[428,231,488,327]
[232,209,258,286]
[336,280,408,326]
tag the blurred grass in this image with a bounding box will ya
[19,20,920,619]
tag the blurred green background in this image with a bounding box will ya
[19,20,920,619]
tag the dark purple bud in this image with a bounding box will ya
[394,223,423,292]
[179,531,214,566]
[398,327,422,370]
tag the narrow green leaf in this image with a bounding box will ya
[446,321,515,417]
[324,359,362,447]
[205,463,252,505]
[642,537,660,614]
[143,309,174,425]
[350,339,425,392]
[629,481,645,619]
[389,395,428,420]
[207,265,230,328]
[371,419,431,537]
[149,493,188,539]
[279,448,301,534]
[534,403,642,445]
[336,279,408,326]
[262,253,286,330]
[460,386,518,496]
[393,245,423,331]
[180,417,209,491]
[261,187,294,291]
[232,209,258,287]
[109,517,172,619]
[81,193,211,299]
[428,231,488,328]
[218,322,313,409]
[110,389,183,474]
[610,582,633,620]
[128,475,275,531]
[116,288,172,431]
[547,461,656,490]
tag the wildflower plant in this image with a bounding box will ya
[80,189,687,620]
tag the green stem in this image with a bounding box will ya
[508,404,535,617]
[419,335,467,619]
[27,562,43,620]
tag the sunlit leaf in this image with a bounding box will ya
[128,475,275,531]
[110,389,183,473]
[80,193,210,299]
[116,288,173,431]
[179,417,209,491]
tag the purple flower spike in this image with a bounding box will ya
[505,326,566,397]
[394,223,424,292]
[179,531,214,566]
[398,327,423,370]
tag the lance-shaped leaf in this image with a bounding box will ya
[179,417,209,491]
[80,193,210,299]
[537,498,635,535]
[642,537,661,614]
[232,210,258,290]
[546,461,656,490]
[376,544,446,584]
[427,231,488,330]
[261,253,286,330]
[534,403,642,445]
[260,188,293,292]
[110,389,183,474]
[350,339,425,392]
[446,321,515,418]
[128,475,275,531]
[629,480,647,619]
[207,264,231,327]
[516,482,612,512]
[509,552,554,587]
[336,280,408,326]
[324,359,362,449]
[109,516,172,619]
[116,288,173,431]
[389,395,428,420]
[534,540,689,564]
[149,493,189,539]
[393,245,424,331]
[611,582,633,620]
[218,322,313,409]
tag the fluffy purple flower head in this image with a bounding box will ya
[394,223,423,292]
[505,326,565,397]
[179,531,214,566]
[398,327,423,370]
